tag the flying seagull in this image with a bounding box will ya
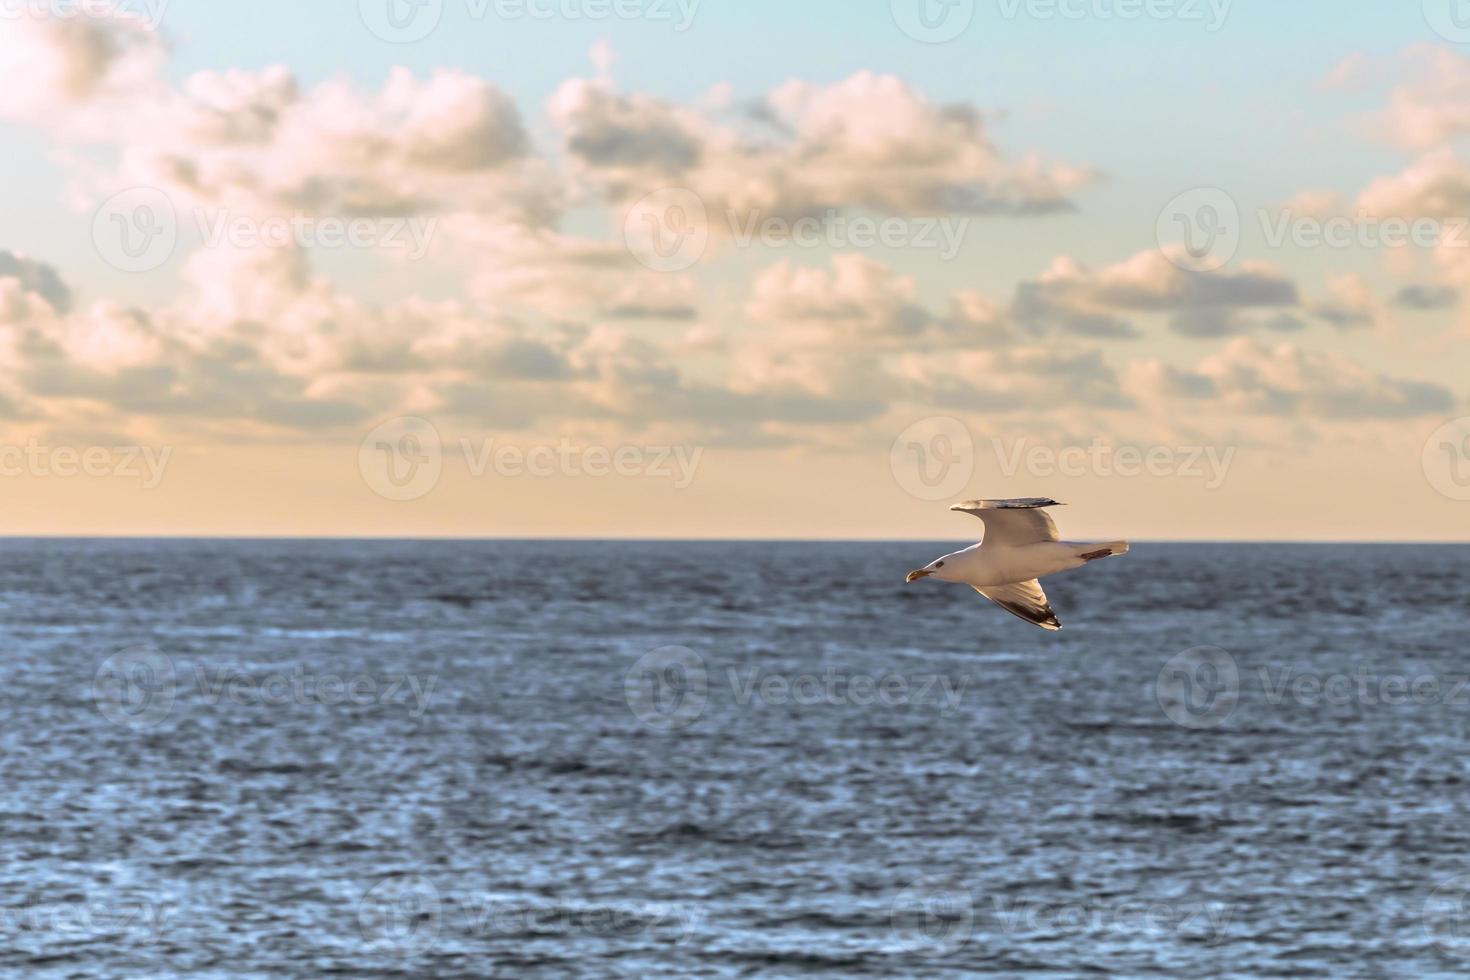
[905,498,1129,631]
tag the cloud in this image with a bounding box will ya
[744,255,1014,351]
[550,69,1095,219]
[134,66,545,224]
[1391,283,1460,310]
[894,344,1132,413]
[1012,249,1300,339]
[1353,150,1470,287]
[1375,46,1470,150]
[0,6,166,132]
[1165,308,1307,339]
[1307,273,1381,330]
[1129,338,1455,420]
[452,219,698,320]
[0,13,1455,457]
[1320,52,1374,92]
[551,79,704,177]
[7,19,552,230]
[1279,190,1344,219]
[1356,148,1470,219]
[0,252,73,314]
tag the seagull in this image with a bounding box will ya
[904,498,1129,631]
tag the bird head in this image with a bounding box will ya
[905,558,951,584]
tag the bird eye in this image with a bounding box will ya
[935,562,944,568]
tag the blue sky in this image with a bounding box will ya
[5,0,1444,303]
[0,0,1466,538]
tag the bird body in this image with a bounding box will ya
[918,538,1124,588]
[905,498,1128,631]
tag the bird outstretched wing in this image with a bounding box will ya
[950,498,1063,547]
[974,580,1062,632]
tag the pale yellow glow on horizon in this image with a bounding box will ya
[0,436,1462,542]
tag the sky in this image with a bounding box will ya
[0,0,1468,540]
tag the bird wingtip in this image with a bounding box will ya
[950,497,1066,512]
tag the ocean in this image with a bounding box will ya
[4,538,1469,977]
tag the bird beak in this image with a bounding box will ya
[905,569,933,583]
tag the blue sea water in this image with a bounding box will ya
[3,539,1469,977]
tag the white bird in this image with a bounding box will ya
[904,498,1129,632]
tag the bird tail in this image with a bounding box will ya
[1075,541,1129,563]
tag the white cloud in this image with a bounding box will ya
[1128,338,1454,420]
[1013,248,1300,339]
[550,69,1095,219]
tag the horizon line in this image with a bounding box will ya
[0,535,1464,546]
